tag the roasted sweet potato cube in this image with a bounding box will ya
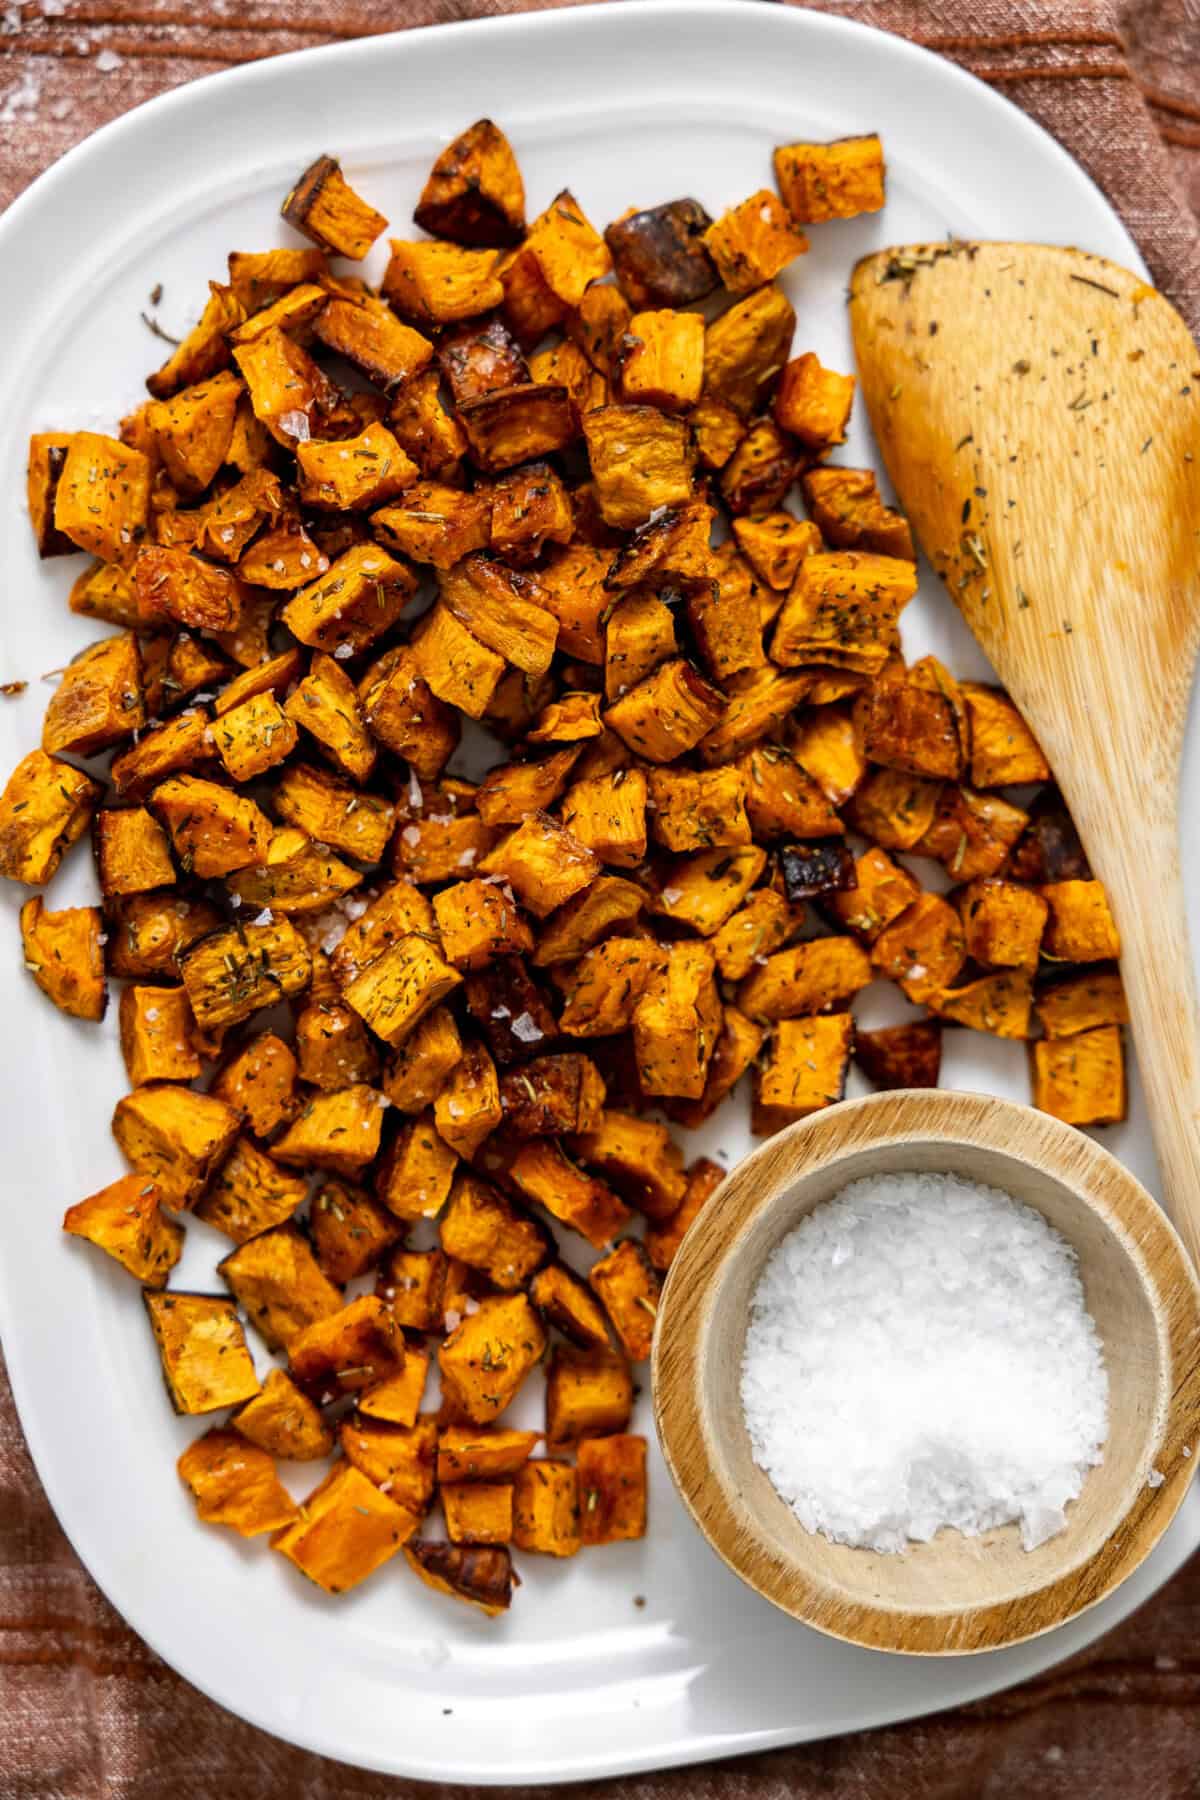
[438,316,528,407]
[583,405,694,529]
[1008,788,1091,885]
[312,288,433,387]
[477,749,580,829]
[405,1539,515,1613]
[565,282,631,381]
[535,541,612,662]
[532,875,644,967]
[711,890,794,982]
[477,813,599,918]
[226,245,328,310]
[844,767,942,851]
[442,1481,513,1545]
[295,422,415,512]
[545,1344,633,1451]
[358,1344,431,1428]
[571,1109,685,1220]
[644,1158,723,1272]
[788,704,867,806]
[871,893,967,1003]
[231,327,339,447]
[854,1020,942,1091]
[438,1426,540,1484]
[823,846,919,944]
[378,1246,447,1334]
[754,1013,854,1134]
[133,546,244,634]
[383,240,504,325]
[225,830,362,917]
[393,802,495,886]
[495,243,566,349]
[433,1041,502,1159]
[440,1173,549,1290]
[780,842,856,904]
[387,368,468,481]
[617,309,704,413]
[773,551,917,674]
[150,775,269,878]
[178,1429,297,1537]
[720,419,803,519]
[52,431,151,561]
[273,765,395,865]
[603,592,676,706]
[231,1366,333,1461]
[733,511,822,592]
[339,933,460,1050]
[118,984,200,1086]
[529,336,602,416]
[928,970,1033,1038]
[112,1083,239,1206]
[409,602,506,721]
[333,887,438,989]
[526,1266,608,1353]
[432,879,532,970]
[460,383,578,474]
[63,1173,182,1286]
[604,199,717,308]
[180,919,310,1032]
[507,1137,631,1248]
[703,285,796,417]
[526,692,603,746]
[282,652,374,784]
[68,559,140,628]
[633,940,722,1101]
[211,691,296,783]
[652,845,766,938]
[439,555,559,680]
[1035,970,1128,1040]
[382,1009,463,1113]
[774,352,855,451]
[960,683,1050,788]
[606,498,716,591]
[193,1135,308,1242]
[524,189,610,306]
[959,878,1048,971]
[487,462,573,564]
[588,1241,659,1361]
[576,1434,646,1546]
[282,154,387,258]
[295,999,381,1090]
[414,118,525,246]
[555,937,662,1038]
[464,957,558,1069]
[373,482,490,570]
[239,518,330,589]
[288,1294,406,1399]
[738,934,872,1020]
[358,651,457,783]
[211,647,301,718]
[146,371,242,495]
[375,1112,458,1221]
[803,467,914,562]
[917,786,1029,880]
[0,749,99,886]
[686,554,768,684]
[669,1004,764,1126]
[498,1053,605,1138]
[42,632,143,759]
[26,432,78,556]
[558,769,645,869]
[229,280,331,349]
[107,892,221,982]
[1031,1025,1126,1126]
[688,397,744,476]
[142,282,242,400]
[144,1291,259,1415]
[282,543,415,655]
[273,1461,413,1594]
[512,1459,581,1556]
[21,898,106,1022]
[1041,880,1120,962]
[854,670,962,782]
[439,1292,547,1425]
[604,658,724,763]
[645,766,748,855]
[306,1179,400,1286]
[739,743,843,840]
[217,1225,341,1355]
[775,134,885,223]
[704,189,808,293]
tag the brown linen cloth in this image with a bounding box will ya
[1,3,1199,1795]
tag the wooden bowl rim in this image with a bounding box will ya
[652,1088,1200,1655]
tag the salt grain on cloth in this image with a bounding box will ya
[741,1171,1109,1552]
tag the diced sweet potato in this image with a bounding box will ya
[871,893,967,1004]
[773,550,917,674]
[150,775,270,878]
[1035,970,1128,1040]
[144,1291,260,1414]
[281,543,415,655]
[414,119,525,247]
[338,933,461,1051]
[754,1013,854,1134]
[1031,1025,1126,1126]
[26,432,78,556]
[739,743,843,839]
[855,1020,943,1091]
[378,1245,447,1333]
[1007,788,1091,885]
[644,1158,723,1271]
[578,1434,647,1545]
[507,1137,631,1248]
[669,1004,764,1127]
[42,633,143,758]
[313,288,433,388]
[789,704,867,806]
[193,1135,308,1242]
[844,767,942,852]
[409,601,506,722]
[295,422,415,513]
[95,807,176,899]
[459,383,578,473]
[144,281,244,400]
[558,769,644,869]
[21,897,106,1022]
[477,749,581,829]
[146,373,242,496]
[498,1053,604,1137]
[231,1367,333,1460]
[295,996,380,1095]
[605,198,717,309]
[583,405,695,529]
[405,1538,515,1614]
[439,1291,547,1425]
[0,749,100,885]
[433,1040,502,1159]
[438,1426,540,1484]
[373,482,490,570]
[106,893,221,984]
[775,134,885,223]
[526,1264,608,1350]
[605,658,724,763]
[959,878,1048,971]
[358,1345,431,1429]
[112,1083,239,1205]
[383,240,504,325]
[178,1429,297,1538]
[218,1225,342,1353]
[733,511,823,591]
[438,316,529,406]
[928,971,1033,1038]
[524,189,610,307]
[68,559,140,628]
[273,1085,386,1177]
[545,1344,633,1450]
[854,666,963,780]
[282,154,387,259]
[526,691,603,745]
[439,555,559,680]
[477,812,598,919]
[705,190,808,293]
[288,1293,406,1398]
[227,246,328,310]
[388,368,469,482]
[382,1008,464,1114]
[118,984,200,1086]
[110,713,213,800]
[780,842,856,904]
[633,940,722,1101]
[273,1461,414,1594]
[52,431,151,561]
[225,830,362,917]
[961,683,1050,788]
[824,846,920,943]
[703,284,795,416]
[711,890,793,982]
[652,845,767,938]
[281,651,375,784]
[697,669,814,765]
[513,1459,581,1557]
[432,878,532,970]
[442,1481,513,1546]
[180,919,310,1031]
[273,763,395,862]
[737,934,871,1020]
[617,309,705,413]
[802,466,914,562]
[774,352,855,451]
[489,462,574,565]
[570,1109,684,1221]
[1041,880,1120,962]
[63,1173,183,1286]
[720,419,802,518]
[588,1240,659,1361]
[916,786,1029,880]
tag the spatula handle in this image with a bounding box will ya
[1069,784,1200,1273]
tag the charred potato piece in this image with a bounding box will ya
[405,1538,516,1614]
[414,118,525,246]
[604,199,717,309]
[855,1020,943,1091]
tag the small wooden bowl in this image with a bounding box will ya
[652,1089,1200,1655]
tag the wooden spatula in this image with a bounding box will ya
[849,243,1200,1265]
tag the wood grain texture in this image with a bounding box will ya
[850,245,1200,1272]
[654,1090,1200,1654]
